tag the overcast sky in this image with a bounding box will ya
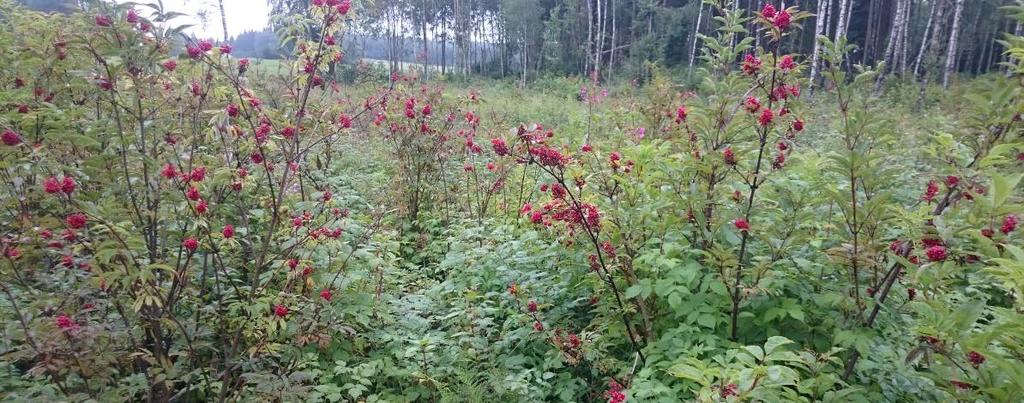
[124,0,270,40]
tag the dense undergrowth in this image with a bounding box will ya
[1,1,1023,402]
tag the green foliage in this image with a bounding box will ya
[0,1,1023,402]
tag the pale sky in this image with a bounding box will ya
[122,0,270,40]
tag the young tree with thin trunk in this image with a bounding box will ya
[217,0,229,42]
[833,0,850,41]
[688,0,705,79]
[810,0,831,89]
[942,0,965,88]
[914,0,938,76]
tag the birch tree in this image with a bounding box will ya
[942,0,965,87]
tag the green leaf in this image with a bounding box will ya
[666,362,708,386]
[991,172,1022,208]
[764,336,793,356]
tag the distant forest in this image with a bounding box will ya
[18,0,1022,85]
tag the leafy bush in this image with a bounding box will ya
[0,1,1022,402]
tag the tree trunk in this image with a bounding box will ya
[609,0,616,79]
[913,0,938,76]
[688,1,705,79]
[942,0,965,88]
[421,0,430,79]
[217,0,229,42]
[824,0,833,41]
[810,0,831,90]
[917,0,950,108]
[586,0,593,74]
[874,0,905,91]
[897,0,910,74]
[833,0,850,41]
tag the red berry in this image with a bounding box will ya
[61,177,76,194]
[66,213,87,229]
[2,129,23,146]
[43,176,61,194]
[925,245,947,262]
[182,237,198,252]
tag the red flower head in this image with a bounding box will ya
[182,237,198,252]
[161,163,178,180]
[950,380,973,391]
[126,9,139,24]
[273,304,288,317]
[675,105,688,123]
[744,96,761,113]
[44,177,61,194]
[529,146,568,167]
[282,126,297,139]
[162,60,177,71]
[925,245,947,262]
[773,9,792,31]
[981,228,994,238]
[491,138,509,156]
[533,320,544,332]
[186,45,203,59]
[95,15,112,27]
[222,224,235,238]
[792,119,804,131]
[320,289,333,301]
[966,351,985,368]
[922,180,939,202]
[945,175,960,188]
[742,54,762,75]
[606,379,627,403]
[723,147,737,166]
[772,153,786,170]
[338,113,352,128]
[1001,214,1018,235]
[219,43,232,54]
[4,246,21,259]
[190,167,206,182]
[758,108,775,127]
[527,300,538,313]
[60,176,77,195]
[2,129,24,146]
[250,152,264,164]
[581,143,593,152]
[761,4,777,19]
[195,200,208,215]
[720,383,739,398]
[186,186,200,201]
[734,218,750,232]
[66,213,87,229]
[55,314,77,330]
[779,55,796,71]
[422,104,432,116]
[337,0,352,15]
[198,39,213,52]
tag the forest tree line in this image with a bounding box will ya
[19,0,1022,87]
[274,0,1022,87]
